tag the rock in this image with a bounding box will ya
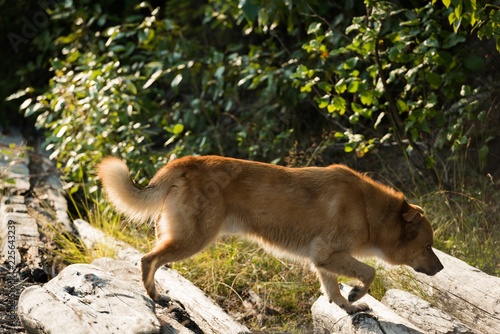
[312,285,424,334]
[17,263,161,334]
[381,289,478,334]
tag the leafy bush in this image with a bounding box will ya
[292,1,493,187]
[7,0,497,192]
[17,0,326,186]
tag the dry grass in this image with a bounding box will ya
[172,237,320,332]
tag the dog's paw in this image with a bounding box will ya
[154,294,172,307]
[345,302,370,315]
[348,285,367,302]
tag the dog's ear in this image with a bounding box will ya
[401,205,424,240]
[402,209,423,224]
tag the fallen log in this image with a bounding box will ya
[376,248,500,334]
[18,263,162,334]
[91,257,195,334]
[0,159,45,283]
[73,218,250,334]
[312,285,424,334]
[381,289,478,334]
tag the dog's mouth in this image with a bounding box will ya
[414,264,443,276]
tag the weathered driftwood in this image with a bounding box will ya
[18,263,161,334]
[0,198,43,274]
[381,289,479,334]
[312,285,424,334]
[0,134,45,280]
[29,154,73,233]
[376,248,500,334]
[91,257,195,334]
[74,218,251,334]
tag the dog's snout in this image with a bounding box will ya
[432,261,444,275]
[415,260,443,276]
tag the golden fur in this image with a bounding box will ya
[97,155,443,314]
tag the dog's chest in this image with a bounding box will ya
[357,246,387,260]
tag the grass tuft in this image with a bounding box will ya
[424,188,500,276]
[172,237,320,332]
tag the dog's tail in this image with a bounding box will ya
[97,157,166,223]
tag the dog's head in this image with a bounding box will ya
[391,202,444,276]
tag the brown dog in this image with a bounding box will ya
[97,155,443,314]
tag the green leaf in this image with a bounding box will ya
[327,96,347,114]
[318,81,332,93]
[344,142,356,153]
[56,125,68,138]
[67,50,80,63]
[126,81,137,95]
[171,74,183,88]
[347,80,359,93]
[492,10,500,24]
[300,83,313,93]
[5,178,16,185]
[351,102,363,114]
[464,55,485,70]
[443,33,466,48]
[307,22,322,35]
[360,90,374,106]
[426,72,442,89]
[335,79,347,94]
[241,0,259,22]
[396,99,408,112]
[172,123,184,135]
[317,95,330,109]
[343,57,358,70]
[20,98,32,110]
[454,3,462,19]
[143,68,162,89]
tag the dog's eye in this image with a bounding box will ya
[426,244,432,251]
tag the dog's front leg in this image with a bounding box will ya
[314,253,375,314]
[316,268,370,314]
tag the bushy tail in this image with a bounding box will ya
[97,157,165,223]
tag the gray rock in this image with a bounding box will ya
[17,263,161,334]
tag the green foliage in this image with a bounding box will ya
[292,1,491,186]
[6,0,493,190]
[15,1,331,186]
[436,0,500,51]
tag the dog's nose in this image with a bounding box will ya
[435,261,444,273]
[427,262,444,276]
[414,261,443,276]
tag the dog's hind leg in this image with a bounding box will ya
[141,239,191,301]
[141,214,220,302]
